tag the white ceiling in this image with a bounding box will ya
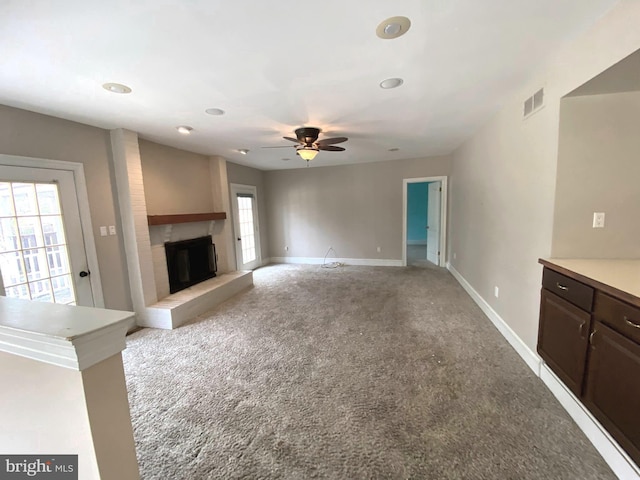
[0,0,619,170]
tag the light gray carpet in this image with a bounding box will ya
[123,264,615,480]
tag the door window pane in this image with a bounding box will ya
[12,183,39,216]
[237,195,257,264]
[0,181,77,305]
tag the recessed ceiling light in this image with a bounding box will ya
[102,82,132,94]
[376,16,411,39]
[176,126,193,135]
[380,78,404,89]
[239,149,249,155]
[205,108,225,116]
[389,148,400,152]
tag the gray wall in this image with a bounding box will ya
[0,104,132,310]
[226,162,270,263]
[552,91,640,258]
[448,3,640,351]
[264,156,450,260]
[139,139,214,215]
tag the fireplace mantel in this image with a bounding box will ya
[147,212,226,226]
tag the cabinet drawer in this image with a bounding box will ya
[542,268,593,311]
[594,291,640,345]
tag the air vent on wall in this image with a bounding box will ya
[524,88,544,118]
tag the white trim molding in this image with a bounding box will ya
[0,154,105,308]
[447,262,640,480]
[270,257,403,267]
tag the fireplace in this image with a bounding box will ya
[165,235,217,294]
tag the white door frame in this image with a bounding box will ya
[0,154,104,307]
[402,176,448,267]
[230,183,262,270]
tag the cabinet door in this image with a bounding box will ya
[584,321,640,466]
[538,289,591,396]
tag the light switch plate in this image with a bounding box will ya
[593,212,605,228]
[99,226,107,237]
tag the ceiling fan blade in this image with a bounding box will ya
[318,145,346,152]
[261,145,295,149]
[316,137,348,146]
[283,136,301,143]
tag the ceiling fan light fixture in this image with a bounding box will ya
[380,78,404,89]
[297,147,319,161]
[376,16,411,39]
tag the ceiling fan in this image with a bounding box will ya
[263,127,348,162]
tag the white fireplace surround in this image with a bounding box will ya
[110,129,253,329]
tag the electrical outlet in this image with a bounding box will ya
[593,212,605,228]
[376,246,381,253]
[108,225,116,235]
[494,286,499,298]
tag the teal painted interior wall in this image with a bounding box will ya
[407,182,429,242]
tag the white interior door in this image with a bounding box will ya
[426,182,441,265]
[0,165,95,306]
[230,184,261,271]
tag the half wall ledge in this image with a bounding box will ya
[142,270,253,329]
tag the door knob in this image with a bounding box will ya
[79,270,90,277]
[237,237,241,241]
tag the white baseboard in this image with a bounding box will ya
[447,262,639,480]
[407,240,428,246]
[270,256,403,267]
[540,365,640,480]
[446,263,540,375]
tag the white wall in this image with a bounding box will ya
[448,0,640,351]
[552,91,640,258]
[265,156,450,260]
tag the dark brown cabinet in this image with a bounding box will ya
[584,320,640,465]
[538,289,591,395]
[537,262,640,467]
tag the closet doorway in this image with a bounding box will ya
[402,176,447,267]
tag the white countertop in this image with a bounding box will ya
[0,296,135,370]
[541,258,640,301]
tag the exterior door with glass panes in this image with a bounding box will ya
[230,184,262,271]
[0,166,94,306]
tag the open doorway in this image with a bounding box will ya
[402,176,447,267]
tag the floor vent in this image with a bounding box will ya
[524,88,544,118]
